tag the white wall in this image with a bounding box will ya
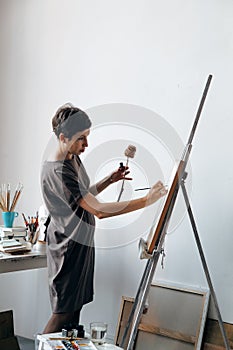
[0,0,233,340]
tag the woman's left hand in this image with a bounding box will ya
[110,165,132,183]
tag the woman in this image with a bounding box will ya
[40,103,167,333]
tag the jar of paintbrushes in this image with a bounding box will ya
[0,183,23,228]
[22,212,39,244]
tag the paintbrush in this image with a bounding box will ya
[6,183,10,211]
[0,186,7,211]
[10,183,23,211]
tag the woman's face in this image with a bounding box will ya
[66,128,90,156]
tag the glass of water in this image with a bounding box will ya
[90,322,108,344]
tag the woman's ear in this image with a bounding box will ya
[59,133,66,143]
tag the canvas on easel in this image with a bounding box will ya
[139,160,182,259]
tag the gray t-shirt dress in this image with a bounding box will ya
[41,155,95,313]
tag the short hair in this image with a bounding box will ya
[52,103,92,139]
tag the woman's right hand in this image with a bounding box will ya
[146,181,168,205]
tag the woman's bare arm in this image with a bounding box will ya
[80,181,167,219]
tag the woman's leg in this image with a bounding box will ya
[43,308,82,334]
[43,312,74,334]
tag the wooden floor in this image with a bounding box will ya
[202,318,233,349]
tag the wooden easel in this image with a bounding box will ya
[120,75,231,350]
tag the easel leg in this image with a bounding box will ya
[120,250,161,350]
[181,179,231,350]
[120,257,151,349]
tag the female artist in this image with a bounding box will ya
[40,103,167,333]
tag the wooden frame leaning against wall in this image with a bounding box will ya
[115,282,210,350]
